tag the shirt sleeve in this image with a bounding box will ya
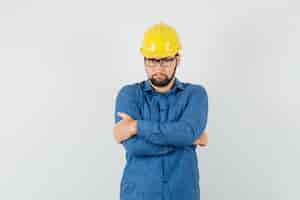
[136,85,208,147]
[114,85,177,157]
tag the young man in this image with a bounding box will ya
[113,22,208,200]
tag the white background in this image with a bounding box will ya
[0,0,299,200]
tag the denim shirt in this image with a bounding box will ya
[114,77,208,200]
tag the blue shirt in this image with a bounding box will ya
[114,77,208,200]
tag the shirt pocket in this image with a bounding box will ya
[141,97,160,121]
[169,99,188,121]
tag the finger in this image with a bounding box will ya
[199,132,208,139]
[118,112,132,120]
[113,130,122,144]
[193,138,200,145]
[119,112,132,119]
[117,112,128,119]
[200,131,208,136]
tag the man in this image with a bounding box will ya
[113,22,208,200]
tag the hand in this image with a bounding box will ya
[193,131,208,146]
[113,112,137,143]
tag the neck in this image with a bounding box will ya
[150,78,175,94]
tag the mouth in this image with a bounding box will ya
[154,74,166,78]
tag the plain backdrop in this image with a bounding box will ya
[0,0,299,200]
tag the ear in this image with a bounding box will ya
[176,53,181,64]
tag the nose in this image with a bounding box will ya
[152,68,166,75]
[151,64,166,71]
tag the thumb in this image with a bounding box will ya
[117,112,132,120]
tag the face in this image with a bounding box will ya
[144,55,179,87]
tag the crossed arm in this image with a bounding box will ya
[114,112,208,146]
[113,85,208,157]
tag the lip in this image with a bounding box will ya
[154,74,165,77]
[154,76,164,79]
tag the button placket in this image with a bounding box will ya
[157,95,168,122]
[157,95,169,188]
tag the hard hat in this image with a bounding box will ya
[140,22,182,58]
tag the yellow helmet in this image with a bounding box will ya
[140,22,182,58]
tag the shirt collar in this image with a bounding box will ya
[143,77,184,93]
